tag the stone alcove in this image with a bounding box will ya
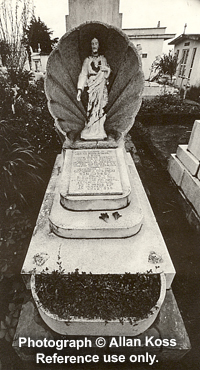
[45,21,144,142]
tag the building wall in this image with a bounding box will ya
[175,40,200,88]
[66,0,122,30]
[127,37,164,80]
[123,28,175,80]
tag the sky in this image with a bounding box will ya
[33,0,200,48]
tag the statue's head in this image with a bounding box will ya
[91,38,99,55]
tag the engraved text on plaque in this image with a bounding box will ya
[68,149,123,195]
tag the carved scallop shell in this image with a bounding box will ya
[45,22,144,141]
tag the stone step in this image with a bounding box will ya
[176,144,200,176]
[49,159,143,238]
[21,153,175,289]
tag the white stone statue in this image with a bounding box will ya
[77,38,111,140]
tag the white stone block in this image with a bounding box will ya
[181,170,200,217]
[188,120,200,160]
[176,144,200,176]
[22,153,175,289]
[168,154,185,186]
[49,172,143,238]
[60,148,131,211]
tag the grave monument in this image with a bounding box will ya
[13,22,190,362]
[45,21,145,238]
[169,119,200,229]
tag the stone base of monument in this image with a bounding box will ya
[49,149,143,238]
[13,289,190,362]
[21,152,175,289]
[168,120,200,230]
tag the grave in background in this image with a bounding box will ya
[169,119,200,231]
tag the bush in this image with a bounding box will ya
[0,70,61,157]
[138,94,200,115]
[36,270,161,323]
[0,122,45,210]
[186,85,200,103]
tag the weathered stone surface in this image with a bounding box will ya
[13,290,190,362]
[66,0,122,30]
[49,154,143,238]
[60,148,131,210]
[197,166,200,181]
[188,120,200,160]
[176,144,200,176]
[181,170,200,216]
[68,149,122,195]
[168,154,185,186]
[21,153,175,289]
[45,22,144,142]
[63,138,118,150]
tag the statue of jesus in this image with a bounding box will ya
[77,38,110,140]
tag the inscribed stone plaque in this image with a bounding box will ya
[68,149,123,195]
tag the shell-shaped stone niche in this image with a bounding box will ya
[45,21,144,142]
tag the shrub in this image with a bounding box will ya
[0,121,45,209]
[186,85,200,103]
[35,270,161,323]
[138,94,200,115]
[0,73,61,157]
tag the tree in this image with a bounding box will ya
[152,51,178,82]
[23,16,58,56]
[0,0,33,70]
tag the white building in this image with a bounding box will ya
[123,27,175,80]
[169,34,200,89]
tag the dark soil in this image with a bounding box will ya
[36,272,161,322]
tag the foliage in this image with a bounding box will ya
[22,16,58,56]
[1,203,32,248]
[0,0,34,70]
[0,40,11,66]
[138,94,200,115]
[36,270,161,323]
[0,301,21,342]
[0,68,13,117]
[0,59,61,368]
[152,51,178,81]
[0,274,28,344]
[0,121,45,208]
[0,72,61,156]
[9,69,33,92]
[186,85,200,103]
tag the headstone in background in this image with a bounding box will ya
[188,119,200,160]
[169,119,200,224]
